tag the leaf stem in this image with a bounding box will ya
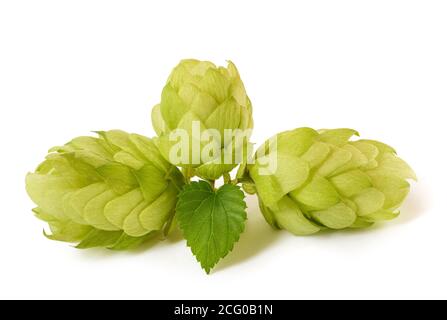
[182,167,194,183]
[223,172,231,184]
[208,179,216,190]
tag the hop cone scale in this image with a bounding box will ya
[26,130,184,248]
[245,128,416,235]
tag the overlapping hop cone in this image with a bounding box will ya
[26,130,184,249]
[151,59,253,180]
[243,128,416,235]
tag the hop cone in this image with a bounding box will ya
[151,59,254,180]
[26,130,184,249]
[245,128,416,235]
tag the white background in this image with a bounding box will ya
[0,0,445,299]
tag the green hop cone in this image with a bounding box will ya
[25,130,184,249]
[151,59,254,180]
[244,128,416,235]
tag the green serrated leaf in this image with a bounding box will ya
[176,181,247,274]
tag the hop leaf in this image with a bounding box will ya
[246,128,416,235]
[176,181,247,273]
[151,59,254,180]
[26,130,184,249]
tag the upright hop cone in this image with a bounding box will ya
[25,130,184,249]
[244,128,416,235]
[151,59,254,180]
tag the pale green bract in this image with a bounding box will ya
[151,59,254,180]
[244,128,416,235]
[26,130,184,249]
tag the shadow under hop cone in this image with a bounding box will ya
[25,130,184,249]
[241,128,417,235]
[151,59,254,180]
